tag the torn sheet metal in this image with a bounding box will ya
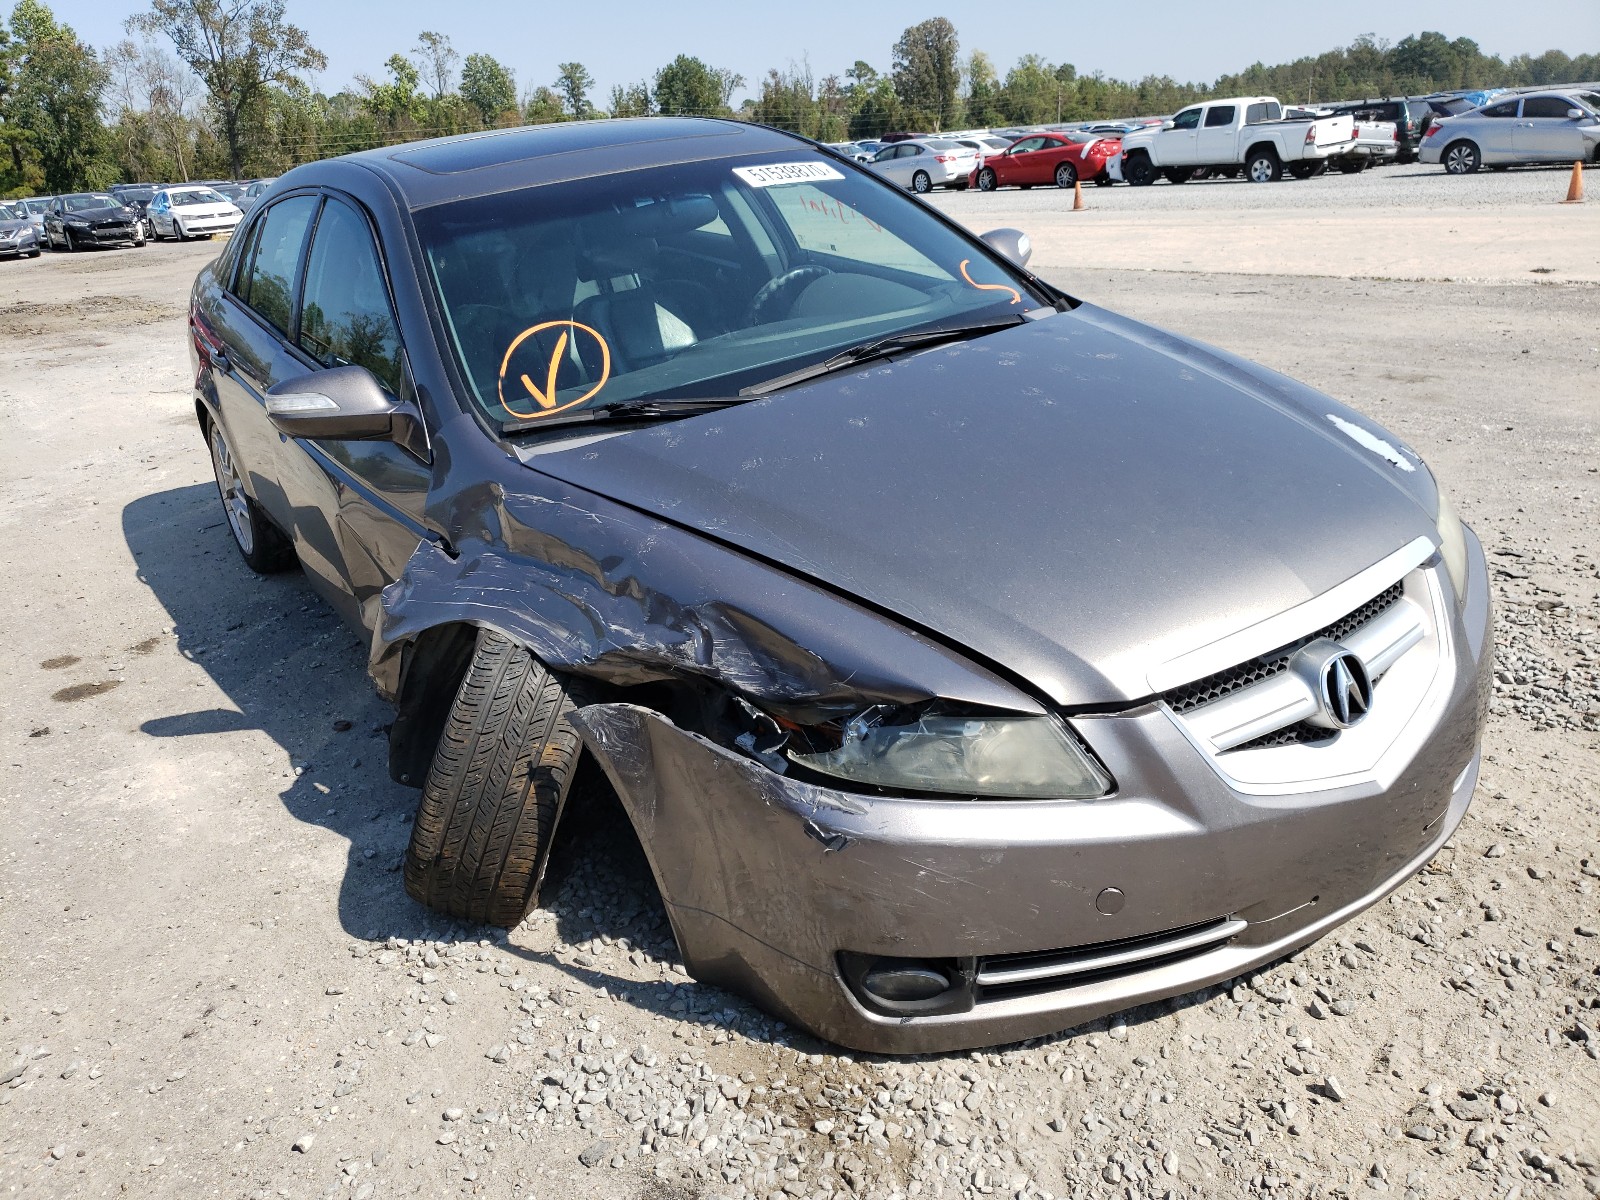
[369,458,1040,717]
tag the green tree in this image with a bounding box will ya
[523,85,563,124]
[411,30,455,98]
[553,60,593,117]
[891,17,960,129]
[357,52,420,130]
[653,53,737,116]
[130,0,324,178]
[459,51,515,126]
[8,0,112,191]
[608,80,651,118]
[964,49,999,127]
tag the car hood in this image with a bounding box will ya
[65,205,136,222]
[524,305,1440,706]
[0,218,30,233]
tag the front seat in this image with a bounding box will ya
[573,230,698,373]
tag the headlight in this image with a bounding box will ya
[66,218,90,227]
[1434,485,1469,599]
[787,707,1112,799]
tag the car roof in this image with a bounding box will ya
[331,117,806,210]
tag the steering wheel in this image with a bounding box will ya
[747,265,833,325]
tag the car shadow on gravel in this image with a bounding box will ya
[124,482,1285,1060]
[122,483,730,1023]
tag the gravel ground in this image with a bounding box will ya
[2,192,1598,1200]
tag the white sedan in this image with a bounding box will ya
[148,186,243,241]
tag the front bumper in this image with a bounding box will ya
[572,532,1491,1054]
[179,216,239,235]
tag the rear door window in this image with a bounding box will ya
[238,195,318,336]
[297,197,405,395]
[1482,100,1519,118]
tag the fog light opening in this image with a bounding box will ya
[862,963,953,1004]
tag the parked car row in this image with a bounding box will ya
[0,178,280,262]
[840,83,1598,197]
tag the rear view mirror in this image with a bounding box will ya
[980,227,1033,268]
[266,365,429,460]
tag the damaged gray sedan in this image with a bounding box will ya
[189,119,1491,1054]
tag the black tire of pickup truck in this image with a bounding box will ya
[1245,148,1283,183]
[1338,157,1368,174]
[1287,161,1328,180]
[403,629,591,927]
[1123,153,1156,186]
[1162,167,1192,184]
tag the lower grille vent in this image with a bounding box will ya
[977,916,1245,1001]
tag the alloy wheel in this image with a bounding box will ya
[1444,143,1479,174]
[209,423,255,556]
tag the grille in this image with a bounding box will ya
[1164,581,1404,715]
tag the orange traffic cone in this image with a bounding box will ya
[1562,161,1584,203]
[1072,179,1085,211]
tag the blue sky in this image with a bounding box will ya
[52,0,1600,106]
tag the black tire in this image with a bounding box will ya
[176,220,189,242]
[404,630,590,927]
[1488,164,1510,172]
[1338,157,1368,174]
[1245,148,1282,183]
[1054,161,1078,188]
[1162,167,1191,184]
[27,248,41,258]
[206,416,296,573]
[911,170,932,194]
[1443,141,1480,174]
[1094,171,1113,187]
[1124,153,1156,186]
[977,167,998,191]
[1287,161,1327,180]
[63,228,77,252]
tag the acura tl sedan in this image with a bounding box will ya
[189,118,1490,1053]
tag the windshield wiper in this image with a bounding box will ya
[738,315,1028,397]
[499,396,747,435]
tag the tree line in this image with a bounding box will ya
[3,1,1596,196]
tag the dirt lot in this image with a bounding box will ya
[2,170,1598,1200]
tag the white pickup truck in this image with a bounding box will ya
[1114,96,1356,184]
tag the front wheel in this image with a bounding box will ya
[175,220,189,241]
[1124,154,1156,186]
[977,167,998,191]
[911,170,932,194]
[404,630,591,927]
[1054,162,1078,188]
[63,228,77,252]
[1246,149,1282,183]
[1443,141,1480,174]
[207,418,296,573]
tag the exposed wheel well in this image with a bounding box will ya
[388,622,481,787]
[1245,142,1279,163]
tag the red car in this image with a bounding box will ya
[970,132,1120,191]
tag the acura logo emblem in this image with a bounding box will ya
[1319,652,1373,728]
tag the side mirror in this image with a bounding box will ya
[980,227,1032,268]
[1567,108,1585,120]
[1162,120,1176,131]
[265,365,429,460]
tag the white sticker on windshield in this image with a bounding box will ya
[733,162,846,188]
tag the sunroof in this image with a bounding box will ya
[387,120,742,175]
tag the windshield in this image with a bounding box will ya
[64,194,117,211]
[0,202,22,219]
[417,151,1049,427]
[171,189,229,206]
